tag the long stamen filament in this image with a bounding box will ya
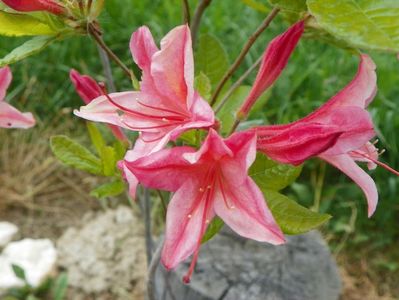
[102,92,185,121]
[137,101,190,119]
[352,150,399,176]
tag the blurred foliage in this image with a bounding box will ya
[0,0,398,270]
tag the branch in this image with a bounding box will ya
[143,188,153,267]
[215,55,263,114]
[88,24,136,82]
[182,0,191,24]
[209,7,280,106]
[191,0,213,47]
[96,45,117,92]
[147,237,164,300]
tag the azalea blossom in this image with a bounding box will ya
[238,20,305,119]
[125,129,285,282]
[1,0,65,14]
[70,69,128,142]
[253,54,395,217]
[0,66,35,129]
[75,25,215,197]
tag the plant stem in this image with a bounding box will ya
[88,24,136,81]
[143,188,153,267]
[147,237,164,300]
[182,0,191,24]
[209,7,280,106]
[96,45,116,92]
[191,0,213,47]
[215,55,263,114]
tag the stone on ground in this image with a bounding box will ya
[155,229,341,300]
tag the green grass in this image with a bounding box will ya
[1,0,398,264]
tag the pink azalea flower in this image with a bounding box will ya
[253,54,395,217]
[238,20,305,119]
[75,25,215,197]
[1,0,65,15]
[125,129,285,282]
[0,66,35,129]
[70,69,128,142]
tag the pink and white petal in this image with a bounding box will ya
[0,102,35,129]
[162,180,215,269]
[0,66,12,101]
[126,146,197,192]
[130,26,158,71]
[214,177,285,244]
[183,129,233,164]
[189,93,215,125]
[349,142,378,170]
[225,130,257,170]
[151,25,194,109]
[239,21,304,116]
[74,95,123,127]
[320,107,375,156]
[303,54,377,123]
[118,160,139,199]
[320,153,378,217]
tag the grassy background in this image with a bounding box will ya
[1,0,398,275]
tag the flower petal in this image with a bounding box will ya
[70,69,102,104]
[151,25,194,109]
[130,26,158,71]
[214,177,285,244]
[162,180,214,269]
[2,0,65,14]
[0,66,12,101]
[320,153,378,217]
[0,101,35,129]
[239,21,304,116]
[303,54,377,122]
[257,122,343,165]
[183,129,233,164]
[126,146,197,192]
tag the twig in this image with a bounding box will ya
[97,45,116,92]
[215,55,263,114]
[88,24,135,80]
[191,0,212,47]
[182,0,191,24]
[209,7,280,106]
[143,188,153,267]
[147,237,164,300]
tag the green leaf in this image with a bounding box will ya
[100,146,117,176]
[307,0,399,52]
[52,272,68,300]
[264,190,331,234]
[90,180,126,199]
[0,36,56,67]
[0,11,56,37]
[217,86,270,134]
[86,122,106,156]
[50,135,102,175]
[195,34,229,88]
[11,264,26,282]
[201,217,224,243]
[269,0,307,11]
[249,152,302,191]
[194,72,212,100]
[241,0,269,12]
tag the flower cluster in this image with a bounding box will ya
[71,22,396,282]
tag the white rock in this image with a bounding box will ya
[0,239,57,290]
[0,222,18,247]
